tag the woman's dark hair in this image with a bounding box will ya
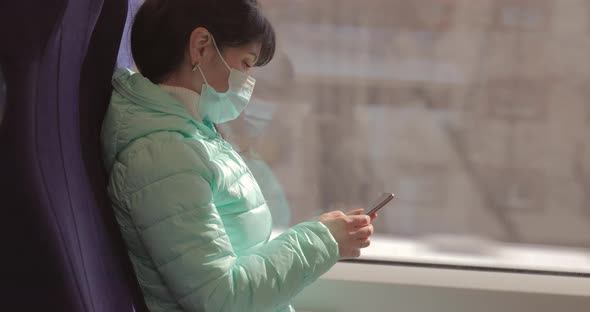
[131,0,276,83]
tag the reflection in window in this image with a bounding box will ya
[253,0,590,251]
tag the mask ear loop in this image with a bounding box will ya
[191,32,229,84]
[210,34,231,73]
[192,63,209,85]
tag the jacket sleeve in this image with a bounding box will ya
[119,138,340,312]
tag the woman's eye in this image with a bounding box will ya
[243,61,252,68]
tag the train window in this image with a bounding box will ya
[121,0,590,274]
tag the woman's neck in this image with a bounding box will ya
[160,66,203,94]
[158,84,202,122]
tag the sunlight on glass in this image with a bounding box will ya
[241,0,590,270]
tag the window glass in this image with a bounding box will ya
[244,0,590,254]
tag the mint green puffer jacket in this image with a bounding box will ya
[101,69,340,312]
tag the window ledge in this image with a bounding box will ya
[272,230,590,296]
[359,234,590,276]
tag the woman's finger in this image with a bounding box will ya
[352,249,361,258]
[346,208,365,216]
[350,224,373,239]
[369,213,378,221]
[347,215,371,228]
[351,238,371,249]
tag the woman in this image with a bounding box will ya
[101,1,376,311]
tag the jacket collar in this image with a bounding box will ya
[112,68,218,139]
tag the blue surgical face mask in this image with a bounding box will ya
[192,35,256,124]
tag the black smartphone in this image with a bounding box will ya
[365,193,395,215]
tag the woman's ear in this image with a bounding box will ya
[189,27,212,66]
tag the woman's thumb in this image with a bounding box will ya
[346,208,365,215]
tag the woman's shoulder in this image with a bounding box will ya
[111,132,217,194]
[122,132,211,170]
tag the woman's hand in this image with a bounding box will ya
[319,208,378,259]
